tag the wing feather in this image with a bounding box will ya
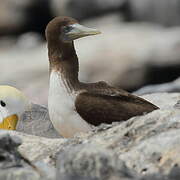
[75,87,158,126]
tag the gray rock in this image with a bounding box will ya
[128,0,180,26]
[1,93,180,179]
[56,166,180,180]
[0,0,52,36]
[50,0,180,26]
[139,166,180,180]
[35,161,56,180]
[56,144,137,180]
[50,0,125,20]
[4,131,65,165]
[56,128,180,180]
[0,132,22,169]
[73,17,180,90]
[1,129,180,180]
[0,132,41,180]
[53,93,180,175]
[17,103,60,138]
[134,77,180,95]
[0,0,32,35]
[6,93,180,174]
[0,169,41,180]
[174,100,180,109]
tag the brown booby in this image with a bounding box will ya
[45,16,159,138]
[0,86,29,130]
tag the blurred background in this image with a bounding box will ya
[1,0,180,105]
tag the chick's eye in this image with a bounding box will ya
[0,101,6,107]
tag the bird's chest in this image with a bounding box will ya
[48,72,76,122]
[48,71,91,137]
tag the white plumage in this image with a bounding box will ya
[48,71,91,138]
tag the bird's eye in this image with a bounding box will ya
[63,26,73,33]
[0,101,6,107]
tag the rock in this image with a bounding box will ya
[128,0,180,26]
[34,161,56,180]
[0,93,180,179]
[57,146,180,180]
[17,103,60,138]
[0,132,22,169]
[174,100,180,109]
[0,0,52,36]
[50,0,126,20]
[78,16,180,90]
[2,0,180,36]
[13,93,180,176]
[0,0,31,35]
[2,128,180,180]
[54,93,180,175]
[0,132,41,180]
[57,144,137,180]
[5,131,65,164]
[0,43,49,105]
[167,166,180,180]
[49,0,70,18]
[134,77,180,95]
[140,166,180,180]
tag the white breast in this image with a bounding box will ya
[48,71,91,138]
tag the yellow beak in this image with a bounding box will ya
[0,114,18,130]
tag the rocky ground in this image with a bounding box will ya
[0,93,180,179]
[134,77,180,95]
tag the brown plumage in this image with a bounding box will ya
[76,82,158,126]
[46,16,159,137]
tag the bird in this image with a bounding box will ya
[0,85,29,130]
[45,16,159,138]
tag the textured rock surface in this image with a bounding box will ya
[80,16,180,90]
[134,77,180,95]
[57,145,180,180]
[0,132,22,169]
[1,130,180,180]
[50,0,126,20]
[54,93,180,175]
[57,144,137,180]
[128,0,180,26]
[0,0,32,34]
[0,132,42,180]
[6,131,65,164]
[0,0,52,35]
[13,93,180,173]
[1,93,180,179]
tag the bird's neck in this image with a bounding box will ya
[48,40,80,91]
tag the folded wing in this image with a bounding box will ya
[75,83,158,126]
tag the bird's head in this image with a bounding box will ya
[45,16,101,43]
[0,86,30,130]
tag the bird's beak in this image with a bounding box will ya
[0,114,18,130]
[64,23,101,41]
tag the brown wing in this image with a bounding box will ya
[75,86,158,126]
